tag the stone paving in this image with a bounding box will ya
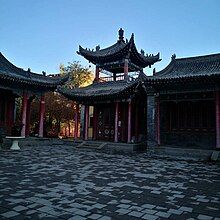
[0,145,219,220]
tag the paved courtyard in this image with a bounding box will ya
[0,145,219,220]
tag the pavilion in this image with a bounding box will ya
[59,28,160,143]
[0,52,68,137]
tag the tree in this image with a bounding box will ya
[29,61,93,137]
[60,61,93,88]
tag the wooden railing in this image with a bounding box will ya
[99,74,135,82]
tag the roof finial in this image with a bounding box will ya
[118,28,124,41]
[96,45,100,51]
[171,54,176,60]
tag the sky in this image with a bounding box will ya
[0,0,220,76]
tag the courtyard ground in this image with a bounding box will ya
[0,145,219,220]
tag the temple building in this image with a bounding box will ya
[0,52,68,137]
[59,29,219,150]
[59,29,160,144]
[147,53,220,149]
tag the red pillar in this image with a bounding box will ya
[25,99,31,136]
[127,101,132,143]
[7,97,15,135]
[135,104,139,142]
[93,106,97,140]
[124,58,129,79]
[84,105,89,140]
[156,96,161,145]
[74,104,79,139]
[21,92,28,137]
[95,66,100,82]
[38,95,45,138]
[114,102,119,142]
[216,90,220,148]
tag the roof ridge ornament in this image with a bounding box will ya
[96,45,100,51]
[171,54,176,60]
[118,28,124,41]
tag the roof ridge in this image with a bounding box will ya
[0,52,69,87]
[175,53,220,62]
[155,52,220,76]
[0,52,24,73]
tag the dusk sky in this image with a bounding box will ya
[0,0,220,75]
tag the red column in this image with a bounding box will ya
[25,99,31,136]
[7,97,15,135]
[135,104,139,142]
[38,95,45,138]
[114,102,119,142]
[216,90,220,148]
[84,105,89,140]
[74,104,79,139]
[124,59,129,79]
[127,101,132,143]
[21,92,28,137]
[156,96,161,145]
[95,66,100,82]
[93,106,97,140]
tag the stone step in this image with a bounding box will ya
[76,141,107,149]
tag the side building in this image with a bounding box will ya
[147,53,220,149]
[0,52,68,137]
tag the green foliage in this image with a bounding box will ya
[60,61,93,88]
[28,61,93,137]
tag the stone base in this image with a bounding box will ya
[75,140,147,153]
[104,142,147,153]
[148,142,220,161]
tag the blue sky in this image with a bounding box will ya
[0,0,220,75]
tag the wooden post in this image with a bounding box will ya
[21,92,28,137]
[127,101,131,143]
[156,96,161,145]
[84,105,89,140]
[38,95,45,138]
[135,103,139,142]
[216,90,220,148]
[114,102,119,142]
[95,66,100,82]
[74,104,79,139]
[25,99,31,136]
[7,97,15,135]
[93,106,97,140]
[124,58,129,79]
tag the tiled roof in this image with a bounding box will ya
[77,29,160,72]
[58,74,146,103]
[151,53,220,80]
[0,52,69,90]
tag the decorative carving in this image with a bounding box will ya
[96,45,100,51]
[172,54,176,60]
[118,28,124,41]
[140,49,145,56]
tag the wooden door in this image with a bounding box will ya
[97,104,115,141]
